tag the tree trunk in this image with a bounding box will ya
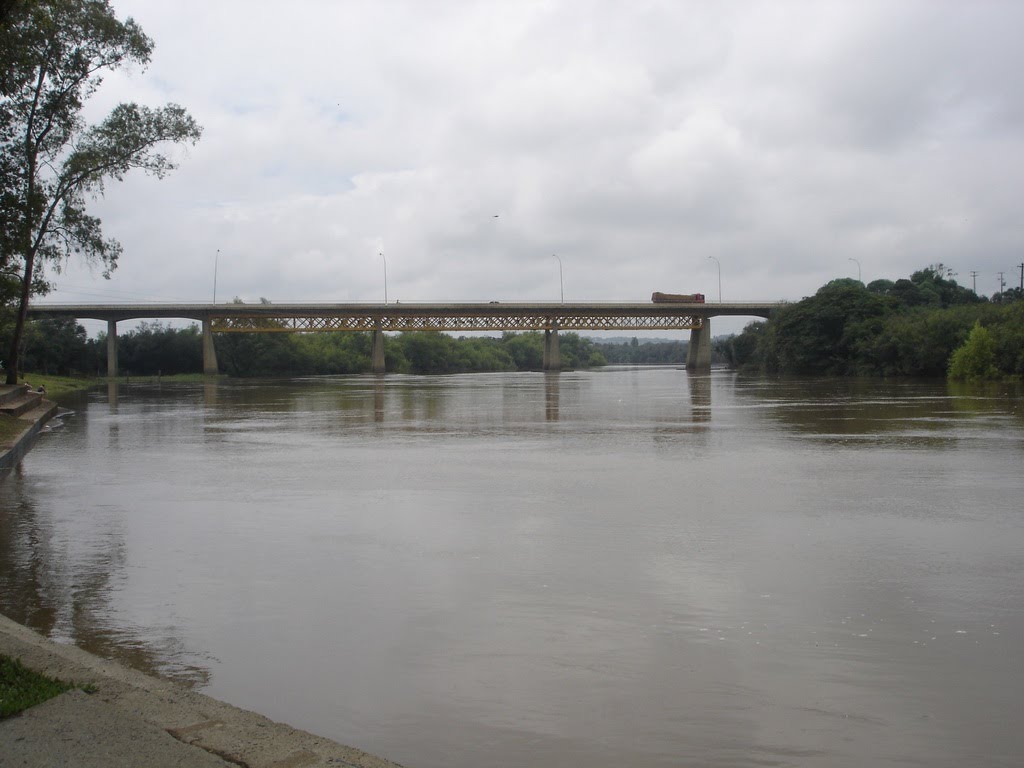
[5,260,32,385]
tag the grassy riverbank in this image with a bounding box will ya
[113,372,216,384]
[14,373,97,399]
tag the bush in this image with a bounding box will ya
[948,322,1000,380]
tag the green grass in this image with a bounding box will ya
[0,413,26,445]
[15,373,96,399]
[0,654,79,718]
[112,372,218,383]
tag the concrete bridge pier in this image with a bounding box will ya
[543,326,561,371]
[685,318,712,372]
[371,325,386,374]
[106,319,118,377]
[202,318,219,375]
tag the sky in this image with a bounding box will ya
[47,0,1024,336]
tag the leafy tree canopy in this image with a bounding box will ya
[1,0,201,383]
[724,266,1021,379]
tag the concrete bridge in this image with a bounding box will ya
[27,300,780,375]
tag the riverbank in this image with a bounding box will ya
[0,385,406,768]
[0,384,59,473]
[0,614,404,767]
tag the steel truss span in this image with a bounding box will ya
[210,312,705,333]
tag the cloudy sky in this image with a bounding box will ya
[50,0,1024,335]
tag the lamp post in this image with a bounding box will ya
[707,255,721,302]
[553,254,563,303]
[213,249,219,303]
[848,257,861,283]
[379,252,388,304]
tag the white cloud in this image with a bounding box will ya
[47,0,1024,334]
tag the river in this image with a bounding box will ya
[1,369,1022,767]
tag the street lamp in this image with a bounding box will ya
[379,252,388,304]
[848,257,861,282]
[707,255,721,302]
[213,249,219,303]
[553,254,563,303]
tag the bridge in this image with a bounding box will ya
[27,300,780,375]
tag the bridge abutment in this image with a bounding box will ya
[543,326,561,371]
[686,318,712,372]
[202,319,219,375]
[371,326,386,374]
[106,319,118,377]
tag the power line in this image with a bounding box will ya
[50,282,204,303]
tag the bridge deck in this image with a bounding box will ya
[29,301,779,332]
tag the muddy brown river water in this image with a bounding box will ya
[2,369,1022,767]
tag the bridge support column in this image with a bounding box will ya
[202,318,219,375]
[371,325,386,374]
[686,318,712,372]
[543,325,561,371]
[106,319,118,378]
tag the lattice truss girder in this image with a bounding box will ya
[210,313,704,333]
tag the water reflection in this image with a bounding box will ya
[374,375,386,422]
[545,373,559,421]
[728,376,1024,452]
[0,461,211,687]
[688,372,711,422]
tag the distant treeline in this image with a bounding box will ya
[11,318,711,378]
[10,320,612,377]
[593,338,689,365]
[721,265,1024,379]
[218,329,608,376]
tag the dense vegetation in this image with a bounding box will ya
[594,338,688,365]
[217,328,609,376]
[7,320,611,377]
[722,266,1024,379]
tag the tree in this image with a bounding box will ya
[722,321,765,370]
[18,314,96,374]
[115,321,202,375]
[948,321,999,381]
[1,0,201,384]
[501,332,543,370]
[759,279,893,374]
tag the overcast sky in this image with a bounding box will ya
[49,0,1024,336]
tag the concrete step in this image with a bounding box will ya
[0,390,43,418]
[0,383,33,406]
[19,400,59,424]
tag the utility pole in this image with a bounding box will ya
[997,272,1006,297]
[1018,262,1023,293]
[970,270,978,294]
